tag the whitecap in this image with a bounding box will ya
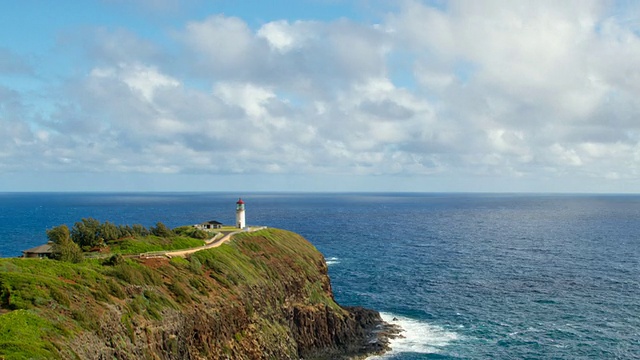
[326,257,340,265]
[367,312,460,359]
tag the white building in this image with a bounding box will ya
[236,198,246,229]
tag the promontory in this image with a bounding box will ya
[0,228,393,359]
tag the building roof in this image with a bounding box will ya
[22,242,54,255]
[236,198,244,204]
[202,220,223,225]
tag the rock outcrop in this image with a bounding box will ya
[0,228,394,359]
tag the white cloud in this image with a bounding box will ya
[91,63,179,102]
[3,0,640,191]
[182,15,263,75]
[257,21,300,52]
[214,82,275,118]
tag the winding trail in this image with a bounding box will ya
[140,227,267,259]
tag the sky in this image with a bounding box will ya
[1,0,640,193]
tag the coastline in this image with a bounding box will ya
[0,227,398,359]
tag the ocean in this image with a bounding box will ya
[1,192,639,359]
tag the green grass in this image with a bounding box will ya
[0,310,60,359]
[219,226,240,231]
[169,256,189,267]
[0,258,104,311]
[192,244,262,288]
[109,235,205,254]
[108,260,163,286]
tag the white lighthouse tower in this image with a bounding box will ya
[235,198,246,229]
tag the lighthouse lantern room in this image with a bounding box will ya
[236,198,246,229]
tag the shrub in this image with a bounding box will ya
[174,226,209,240]
[103,254,125,266]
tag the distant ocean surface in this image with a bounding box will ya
[1,192,640,359]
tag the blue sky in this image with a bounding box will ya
[2,0,640,192]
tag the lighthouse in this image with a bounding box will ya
[235,198,246,229]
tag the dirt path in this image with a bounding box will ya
[140,227,267,259]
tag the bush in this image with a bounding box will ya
[174,226,209,240]
[103,254,125,266]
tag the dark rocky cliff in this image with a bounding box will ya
[0,228,392,359]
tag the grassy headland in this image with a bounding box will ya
[0,228,387,359]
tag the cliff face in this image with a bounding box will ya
[0,229,389,359]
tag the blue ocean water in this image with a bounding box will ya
[1,192,640,359]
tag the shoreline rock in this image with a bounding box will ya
[295,306,401,360]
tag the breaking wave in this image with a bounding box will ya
[326,257,340,266]
[367,312,460,359]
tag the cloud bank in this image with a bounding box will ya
[1,0,640,191]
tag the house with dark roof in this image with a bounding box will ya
[195,220,223,230]
[22,241,54,259]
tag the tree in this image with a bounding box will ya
[118,225,132,238]
[99,221,119,241]
[48,225,83,263]
[71,218,101,249]
[46,224,70,244]
[131,224,149,237]
[151,222,173,238]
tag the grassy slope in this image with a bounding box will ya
[0,228,339,359]
[108,235,205,254]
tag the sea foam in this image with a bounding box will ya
[326,257,340,265]
[367,312,459,359]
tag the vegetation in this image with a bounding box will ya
[44,219,209,259]
[0,310,58,359]
[0,228,343,359]
[109,236,204,254]
[47,224,83,263]
[173,226,210,240]
[68,218,171,251]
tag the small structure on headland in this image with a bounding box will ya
[194,198,247,230]
[236,198,246,229]
[195,220,223,230]
[22,241,54,259]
